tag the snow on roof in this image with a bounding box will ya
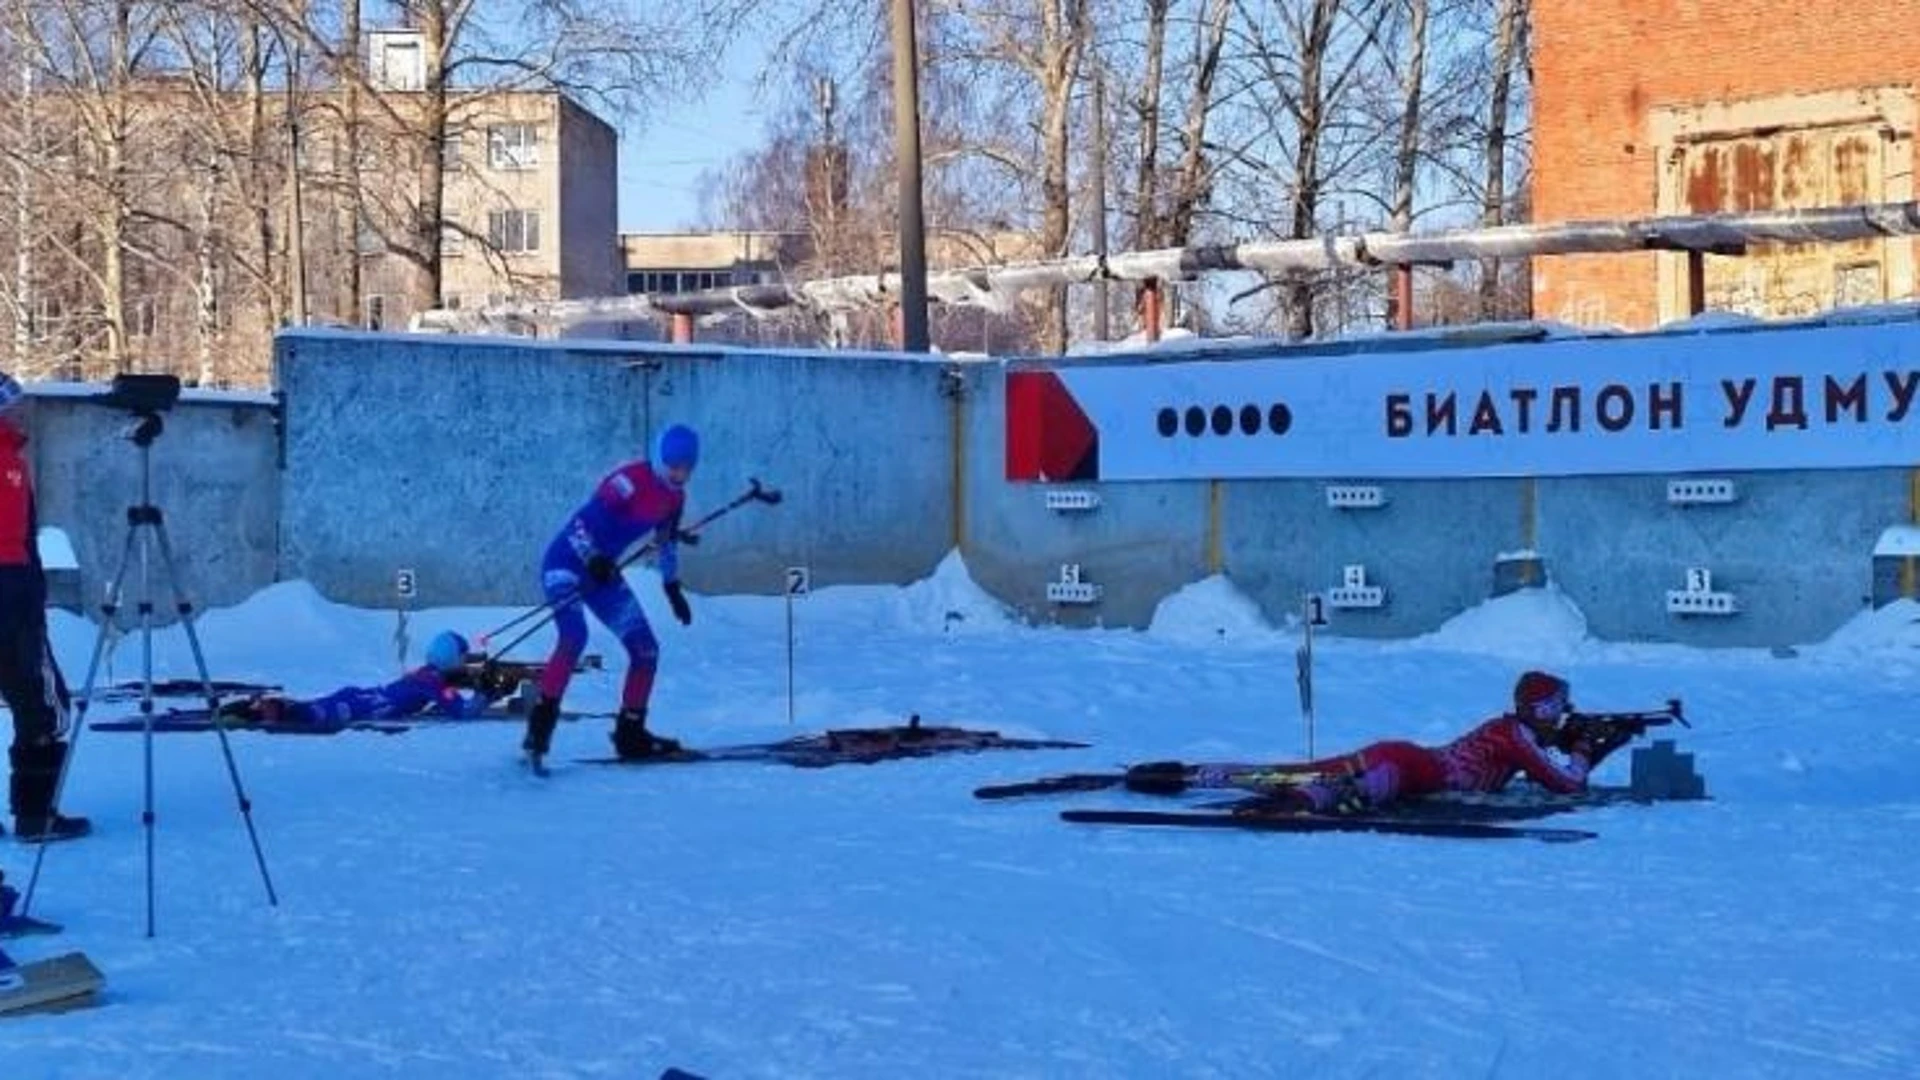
[276,326,959,366]
[1873,525,1920,558]
[22,380,276,406]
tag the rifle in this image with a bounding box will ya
[449,654,603,701]
[1558,698,1688,755]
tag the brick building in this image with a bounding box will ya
[1532,2,1918,328]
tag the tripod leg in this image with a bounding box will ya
[20,525,140,916]
[148,520,279,909]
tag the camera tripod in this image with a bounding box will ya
[21,398,277,938]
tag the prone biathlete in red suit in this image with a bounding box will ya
[1196,672,1611,813]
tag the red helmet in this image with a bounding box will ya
[1513,671,1570,723]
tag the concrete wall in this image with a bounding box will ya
[20,389,280,621]
[274,330,954,610]
[1538,470,1906,647]
[960,362,1206,627]
[264,328,1914,647]
[1222,479,1529,638]
[12,327,1898,650]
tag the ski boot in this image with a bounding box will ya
[611,708,683,761]
[1123,761,1192,796]
[218,696,285,726]
[522,696,562,775]
[11,813,90,845]
[10,743,91,844]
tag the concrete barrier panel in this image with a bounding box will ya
[1536,470,1907,646]
[275,330,954,608]
[1222,478,1526,636]
[21,392,278,621]
[961,361,1206,627]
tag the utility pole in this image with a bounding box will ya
[888,0,930,352]
[287,34,308,327]
[1091,73,1110,342]
[815,76,837,231]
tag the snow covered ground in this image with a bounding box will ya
[5,556,1919,1078]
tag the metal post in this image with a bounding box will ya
[1296,596,1318,759]
[669,311,694,344]
[1686,250,1707,316]
[1391,265,1415,330]
[785,589,796,726]
[285,35,307,327]
[1141,279,1163,343]
[889,0,931,353]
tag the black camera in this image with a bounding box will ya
[99,373,181,414]
[92,374,181,446]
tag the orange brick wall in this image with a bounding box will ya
[1532,0,1920,328]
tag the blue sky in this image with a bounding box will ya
[613,39,773,232]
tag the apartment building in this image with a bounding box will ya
[0,28,619,385]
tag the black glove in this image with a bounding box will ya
[585,553,619,584]
[663,580,692,626]
[674,529,701,547]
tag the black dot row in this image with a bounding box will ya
[1157,404,1293,437]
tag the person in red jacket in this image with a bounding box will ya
[1245,671,1618,814]
[0,372,89,842]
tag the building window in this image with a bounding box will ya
[441,223,465,256]
[1834,262,1882,308]
[129,296,158,338]
[377,40,423,91]
[366,294,389,331]
[488,210,540,254]
[441,132,462,172]
[356,212,383,256]
[487,124,540,170]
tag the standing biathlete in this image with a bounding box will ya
[521,425,699,766]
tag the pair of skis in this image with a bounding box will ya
[526,720,1089,778]
[977,764,1602,843]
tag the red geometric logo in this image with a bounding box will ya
[1006,371,1099,481]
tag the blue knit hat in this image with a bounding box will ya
[656,424,699,471]
[0,371,22,414]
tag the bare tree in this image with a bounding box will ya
[245,0,741,318]
[1131,0,1170,250]
[1479,0,1524,317]
[1213,0,1391,339]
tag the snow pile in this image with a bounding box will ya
[884,550,1014,635]
[1404,581,1594,662]
[1807,598,1920,663]
[1147,575,1277,645]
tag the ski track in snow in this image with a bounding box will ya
[3,567,1918,1078]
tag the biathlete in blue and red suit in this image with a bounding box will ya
[225,631,500,729]
[520,424,699,764]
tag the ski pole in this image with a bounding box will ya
[481,478,783,659]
